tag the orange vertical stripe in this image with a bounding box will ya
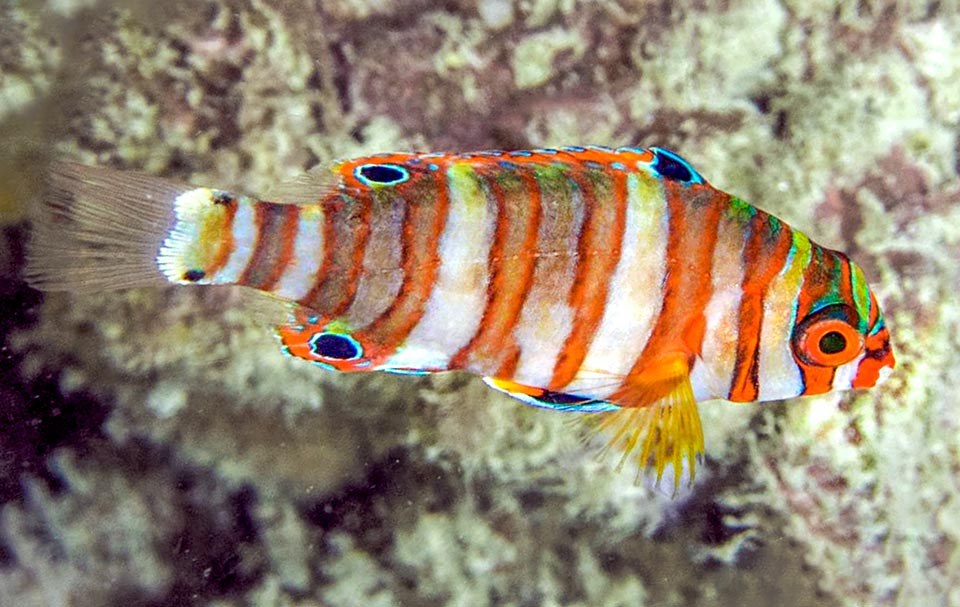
[299,194,338,310]
[238,203,301,291]
[615,182,725,403]
[205,201,237,278]
[727,213,794,401]
[548,169,627,390]
[300,196,371,317]
[258,204,300,291]
[449,167,541,373]
[363,169,450,348]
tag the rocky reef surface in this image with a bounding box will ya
[0,1,957,606]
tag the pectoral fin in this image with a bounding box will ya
[594,354,705,491]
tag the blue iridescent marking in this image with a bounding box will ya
[611,162,627,171]
[649,147,704,184]
[509,150,533,157]
[586,144,613,152]
[429,163,440,171]
[498,160,520,170]
[354,163,410,187]
[482,378,620,413]
[380,367,432,376]
[540,148,558,154]
[562,146,586,152]
[517,394,619,413]
[616,146,647,155]
[585,160,603,169]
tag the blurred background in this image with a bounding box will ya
[0,1,958,605]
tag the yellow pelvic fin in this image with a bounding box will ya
[594,355,705,491]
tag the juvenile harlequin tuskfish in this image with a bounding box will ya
[27,146,895,489]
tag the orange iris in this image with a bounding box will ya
[797,318,864,367]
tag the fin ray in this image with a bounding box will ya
[589,354,705,491]
[26,163,188,291]
[263,163,339,205]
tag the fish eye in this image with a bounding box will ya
[793,305,864,367]
[818,330,847,354]
[309,332,362,361]
[354,163,409,186]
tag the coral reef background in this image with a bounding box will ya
[1,1,958,605]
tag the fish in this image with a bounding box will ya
[25,146,896,490]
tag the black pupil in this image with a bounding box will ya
[311,334,360,360]
[653,151,693,183]
[360,164,404,183]
[819,331,847,354]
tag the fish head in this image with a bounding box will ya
[790,254,895,396]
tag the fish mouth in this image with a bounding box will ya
[852,327,895,389]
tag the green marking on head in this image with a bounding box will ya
[725,197,757,223]
[850,261,873,333]
[767,215,782,239]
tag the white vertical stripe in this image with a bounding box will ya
[832,352,866,391]
[690,214,747,401]
[756,231,811,401]
[380,164,495,370]
[216,198,257,284]
[562,173,669,400]
[273,206,325,301]
[510,174,585,388]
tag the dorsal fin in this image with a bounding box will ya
[263,162,341,205]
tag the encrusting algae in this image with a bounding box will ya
[6,1,958,605]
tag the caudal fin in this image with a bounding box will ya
[25,163,193,292]
[25,162,251,293]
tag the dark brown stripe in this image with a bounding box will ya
[548,169,627,390]
[341,193,408,328]
[507,165,585,378]
[238,203,300,290]
[299,195,371,317]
